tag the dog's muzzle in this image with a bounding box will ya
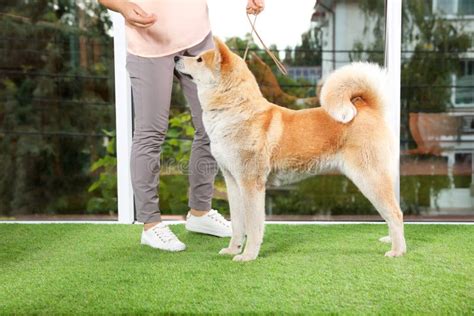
[174,56,194,80]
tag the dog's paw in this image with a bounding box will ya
[219,247,241,256]
[379,236,391,244]
[232,253,257,262]
[384,249,405,257]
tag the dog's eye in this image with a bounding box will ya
[197,57,203,63]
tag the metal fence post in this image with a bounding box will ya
[111,11,135,223]
[384,0,402,202]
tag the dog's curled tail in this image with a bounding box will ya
[319,62,389,123]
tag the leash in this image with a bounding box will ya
[243,13,288,76]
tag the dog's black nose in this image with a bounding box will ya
[174,56,180,62]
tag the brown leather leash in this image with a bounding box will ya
[243,13,288,76]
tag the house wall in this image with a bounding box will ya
[319,0,377,77]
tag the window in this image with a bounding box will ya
[453,60,474,106]
[459,0,474,15]
[435,0,456,15]
[433,0,474,16]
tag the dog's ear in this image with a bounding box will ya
[212,36,231,66]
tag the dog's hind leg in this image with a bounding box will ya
[343,163,406,257]
[232,177,266,262]
[219,169,245,256]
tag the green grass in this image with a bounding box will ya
[0,224,473,314]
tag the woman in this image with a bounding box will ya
[98,0,264,251]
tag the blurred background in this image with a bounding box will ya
[1,0,473,221]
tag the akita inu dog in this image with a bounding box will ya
[175,38,406,262]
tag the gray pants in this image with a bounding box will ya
[126,32,218,223]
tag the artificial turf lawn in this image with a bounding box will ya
[0,224,472,314]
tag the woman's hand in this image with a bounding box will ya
[119,1,157,28]
[246,0,265,15]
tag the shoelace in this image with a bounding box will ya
[207,210,230,228]
[152,225,178,243]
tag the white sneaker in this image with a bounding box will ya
[141,222,186,252]
[185,209,232,238]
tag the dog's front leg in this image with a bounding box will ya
[219,170,245,255]
[233,179,266,262]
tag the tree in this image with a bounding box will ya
[291,28,322,67]
[225,34,319,107]
[0,0,114,216]
[355,0,471,113]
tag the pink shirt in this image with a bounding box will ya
[125,0,211,57]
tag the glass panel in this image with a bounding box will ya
[139,1,387,220]
[401,1,474,220]
[208,1,386,220]
[0,1,117,220]
[6,1,470,221]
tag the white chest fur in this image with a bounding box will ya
[202,110,245,172]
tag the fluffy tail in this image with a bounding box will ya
[319,62,389,123]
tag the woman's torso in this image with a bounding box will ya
[125,0,211,57]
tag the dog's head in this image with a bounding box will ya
[174,37,247,87]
